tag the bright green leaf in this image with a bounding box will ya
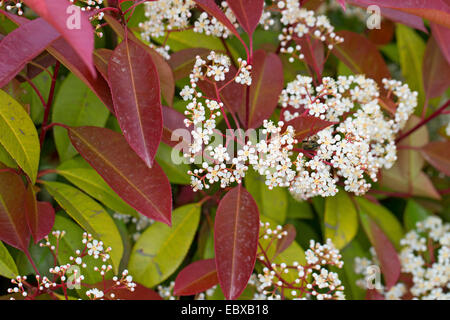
[0,241,18,278]
[404,200,430,231]
[155,143,190,185]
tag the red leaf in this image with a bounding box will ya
[365,289,385,300]
[108,38,163,168]
[93,49,113,80]
[369,219,401,290]
[90,280,163,300]
[23,0,96,76]
[162,106,191,149]
[367,20,395,46]
[421,141,450,176]
[226,0,264,36]
[337,0,346,10]
[0,18,59,87]
[283,115,335,141]
[168,48,210,81]
[332,30,391,88]
[0,169,30,252]
[173,259,218,296]
[214,185,259,300]
[351,0,450,29]
[275,224,296,257]
[193,0,244,43]
[68,126,172,225]
[24,184,55,244]
[431,22,450,66]
[423,37,450,99]
[245,50,284,129]
[294,35,325,76]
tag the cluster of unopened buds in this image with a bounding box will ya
[7,230,136,300]
[256,222,345,300]
[355,216,450,300]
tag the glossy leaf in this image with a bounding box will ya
[294,35,325,75]
[214,185,259,300]
[162,105,192,149]
[246,50,284,129]
[423,37,450,99]
[93,48,112,80]
[324,191,358,250]
[129,204,201,288]
[173,259,218,296]
[52,73,110,161]
[43,181,123,272]
[0,169,30,252]
[0,18,59,88]
[155,143,191,185]
[57,157,138,217]
[283,115,334,141]
[0,90,40,183]
[169,48,210,81]
[420,141,450,176]
[109,38,162,168]
[332,30,391,87]
[226,0,264,36]
[0,241,18,279]
[369,218,401,290]
[404,200,429,232]
[68,126,172,225]
[431,22,450,65]
[23,0,96,76]
[24,184,55,244]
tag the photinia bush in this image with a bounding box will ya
[0,0,449,301]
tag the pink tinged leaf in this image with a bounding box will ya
[420,141,450,177]
[68,126,172,225]
[275,224,296,257]
[214,185,260,300]
[0,18,59,87]
[423,37,450,99]
[93,48,113,80]
[162,106,192,149]
[24,184,55,244]
[283,116,335,141]
[365,289,385,300]
[294,35,325,75]
[0,169,30,252]
[168,48,210,81]
[332,30,391,88]
[337,0,346,10]
[173,259,218,296]
[22,0,96,76]
[369,219,401,290]
[246,50,284,129]
[226,0,264,36]
[431,22,450,66]
[108,39,163,168]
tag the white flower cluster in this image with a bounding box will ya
[355,216,450,300]
[113,212,154,241]
[256,222,345,300]
[86,269,137,300]
[317,0,368,21]
[274,0,344,62]
[280,75,417,198]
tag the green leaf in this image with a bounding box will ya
[0,143,16,168]
[404,200,430,231]
[0,89,40,183]
[21,71,52,125]
[0,241,18,278]
[356,197,404,250]
[52,73,110,161]
[396,24,426,112]
[245,168,287,224]
[43,181,123,272]
[129,203,201,287]
[324,191,358,250]
[155,143,190,185]
[57,156,138,217]
[287,196,314,219]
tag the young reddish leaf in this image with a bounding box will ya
[283,116,335,141]
[365,289,385,300]
[337,0,346,10]
[0,18,59,88]
[275,224,296,257]
[24,184,55,244]
[0,169,30,252]
[421,141,450,176]
[226,0,264,36]
[103,15,175,106]
[368,20,395,46]
[23,0,96,76]
[431,22,450,66]
[423,37,450,99]
[162,106,192,149]
[173,259,218,296]
[193,0,244,43]
[294,35,325,75]
[214,185,259,300]
[68,126,172,225]
[93,49,113,80]
[351,0,450,29]
[108,38,163,168]
[90,280,163,300]
[168,48,210,81]
[246,50,284,129]
[369,219,401,290]
[332,30,391,87]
